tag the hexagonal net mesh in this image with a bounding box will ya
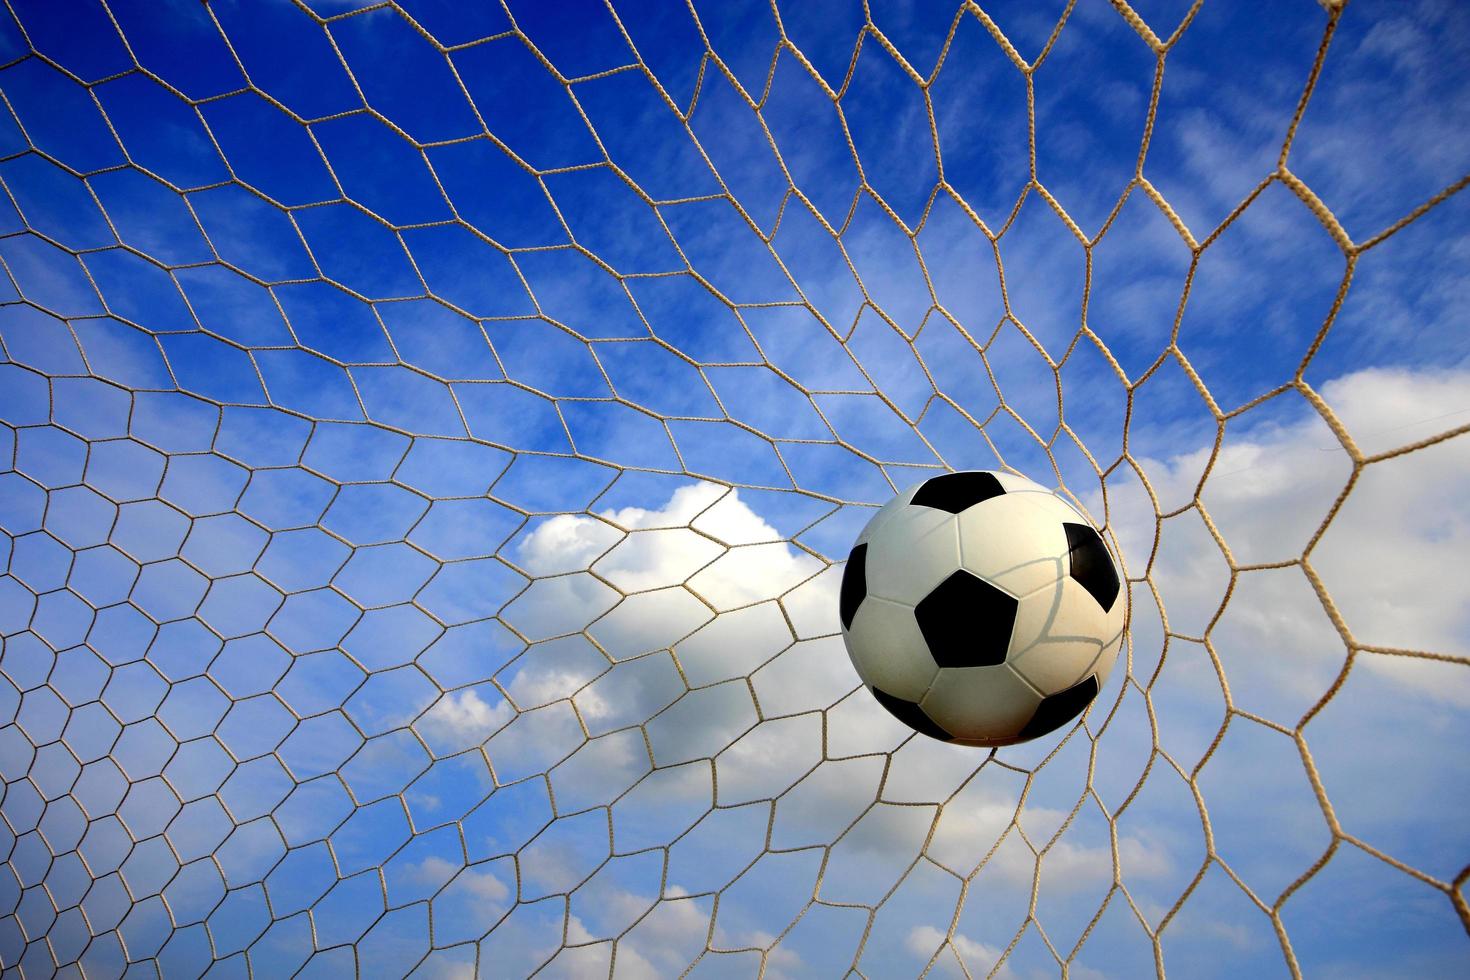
[0,0,1466,977]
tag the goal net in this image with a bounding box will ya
[0,0,1465,977]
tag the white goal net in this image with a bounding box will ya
[0,0,1466,977]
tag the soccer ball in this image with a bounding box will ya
[839,470,1127,747]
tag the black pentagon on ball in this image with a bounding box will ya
[1018,674,1099,741]
[914,569,1017,668]
[870,686,953,743]
[839,543,867,631]
[910,471,1006,514]
[1063,522,1120,613]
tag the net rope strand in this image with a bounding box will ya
[0,0,1464,978]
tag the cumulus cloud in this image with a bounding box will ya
[449,864,513,903]
[1083,364,1470,947]
[415,687,515,754]
[907,924,1012,979]
[610,894,714,979]
[517,482,828,611]
[927,786,1171,899]
[405,855,511,903]
[513,514,624,577]
[509,480,849,716]
[1109,365,1470,707]
[510,664,613,718]
[577,887,808,980]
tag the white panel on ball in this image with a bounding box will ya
[921,664,1041,744]
[863,506,961,606]
[854,481,925,547]
[1093,632,1125,689]
[992,471,1051,494]
[844,597,938,703]
[1007,577,1113,697]
[1020,488,1092,528]
[1093,598,1127,688]
[955,493,1070,599]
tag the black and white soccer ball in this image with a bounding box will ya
[839,470,1127,747]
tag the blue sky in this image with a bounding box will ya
[0,0,1466,977]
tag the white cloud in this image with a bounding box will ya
[907,924,1012,979]
[601,483,746,536]
[610,943,661,980]
[515,514,623,576]
[404,854,458,890]
[518,483,826,603]
[612,894,712,979]
[1110,365,1470,707]
[596,528,726,593]
[510,480,848,717]
[451,864,512,903]
[752,933,805,980]
[405,855,511,905]
[566,913,597,944]
[1320,367,1470,457]
[510,665,611,717]
[415,687,515,754]
[929,792,1171,896]
[714,714,823,805]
